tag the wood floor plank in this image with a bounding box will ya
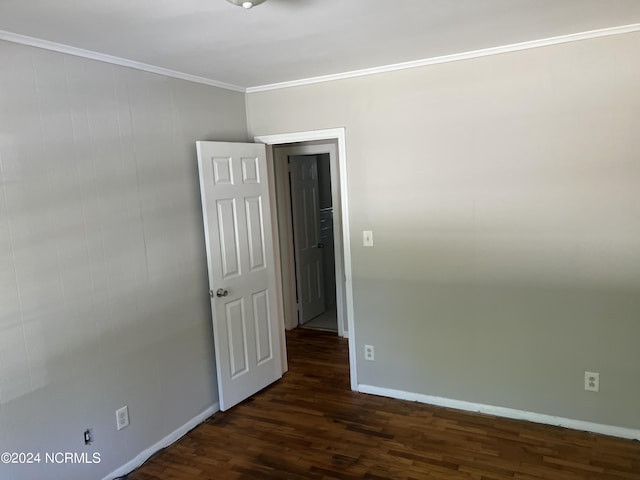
[122,329,640,479]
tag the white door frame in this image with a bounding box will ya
[255,128,357,391]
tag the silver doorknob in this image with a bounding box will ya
[216,288,229,298]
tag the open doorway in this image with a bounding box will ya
[255,128,357,391]
[271,140,347,337]
[286,152,337,332]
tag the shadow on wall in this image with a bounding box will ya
[352,224,640,430]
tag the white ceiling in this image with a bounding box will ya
[1,0,640,91]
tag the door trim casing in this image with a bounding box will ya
[254,128,357,391]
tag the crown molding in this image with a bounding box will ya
[2,23,639,95]
[247,23,640,93]
[0,30,246,92]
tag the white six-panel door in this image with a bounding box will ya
[196,141,282,411]
[290,155,326,323]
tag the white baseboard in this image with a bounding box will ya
[357,384,640,440]
[103,403,220,480]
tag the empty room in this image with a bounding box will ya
[1,1,639,479]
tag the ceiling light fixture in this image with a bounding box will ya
[226,0,267,8]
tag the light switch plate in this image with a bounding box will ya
[116,406,130,431]
[363,230,374,247]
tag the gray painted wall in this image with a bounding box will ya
[247,32,640,430]
[0,40,247,479]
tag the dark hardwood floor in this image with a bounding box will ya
[124,329,640,479]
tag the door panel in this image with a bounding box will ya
[290,155,325,323]
[217,199,241,278]
[245,197,266,271]
[226,298,248,379]
[252,290,273,365]
[196,141,282,411]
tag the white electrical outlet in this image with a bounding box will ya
[116,406,130,431]
[364,344,375,361]
[584,372,599,392]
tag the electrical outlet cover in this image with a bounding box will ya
[584,372,599,392]
[364,344,375,361]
